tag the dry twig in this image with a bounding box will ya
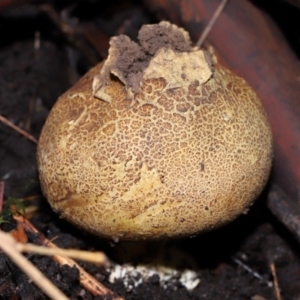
[14,215,124,299]
[196,0,229,48]
[270,262,282,300]
[0,114,38,144]
[232,256,273,287]
[17,243,109,265]
[0,230,68,300]
[10,224,28,243]
[0,181,4,212]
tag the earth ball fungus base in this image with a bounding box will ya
[37,22,273,240]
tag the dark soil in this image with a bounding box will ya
[1,1,300,299]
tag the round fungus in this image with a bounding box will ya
[37,22,273,240]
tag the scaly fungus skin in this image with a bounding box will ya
[37,22,273,240]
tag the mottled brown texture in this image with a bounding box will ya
[37,61,272,239]
[142,0,300,240]
[37,23,272,240]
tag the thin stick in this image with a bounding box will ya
[196,0,229,48]
[0,115,38,144]
[17,243,109,265]
[270,262,282,300]
[232,257,273,287]
[14,215,124,299]
[0,181,4,212]
[0,230,68,300]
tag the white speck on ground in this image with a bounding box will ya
[108,263,200,291]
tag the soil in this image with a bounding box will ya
[1,1,300,300]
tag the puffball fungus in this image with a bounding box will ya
[37,22,273,240]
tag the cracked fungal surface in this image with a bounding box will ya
[37,22,273,239]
